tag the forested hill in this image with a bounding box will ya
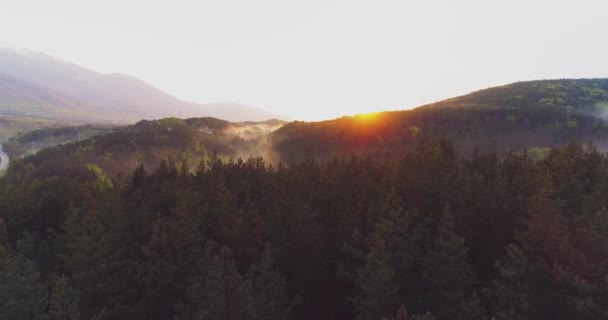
[7,117,284,177]
[10,79,608,177]
[426,79,608,111]
[3,124,118,156]
[273,79,608,161]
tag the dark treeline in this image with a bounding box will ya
[1,139,608,319]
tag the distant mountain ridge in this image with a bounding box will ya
[0,46,278,126]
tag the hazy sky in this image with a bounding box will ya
[1,0,607,120]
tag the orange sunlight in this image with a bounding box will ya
[354,112,380,124]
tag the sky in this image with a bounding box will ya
[1,0,608,120]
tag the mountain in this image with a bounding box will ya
[0,46,278,128]
[0,71,116,121]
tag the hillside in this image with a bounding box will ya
[3,124,119,156]
[0,46,279,136]
[0,72,121,122]
[428,78,608,112]
[9,117,283,176]
[273,79,608,161]
[0,115,75,142]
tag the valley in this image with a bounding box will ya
[3,69,608,320]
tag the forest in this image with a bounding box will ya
[1,138,608,319]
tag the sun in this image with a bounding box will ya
[354,112,380,124]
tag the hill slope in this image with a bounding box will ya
[12,117,284,176]
[427,78,608,112]
[272,79,608,160]
[0,72,117,121]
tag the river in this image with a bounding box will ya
[0,145,9,173]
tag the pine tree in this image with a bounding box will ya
[51,207,114,319]
[241,245,291,320]
[490,244,533,320]
[0,223,48,320]
[354,191,427,319]
[354,240,399,320]
[131,164,148,190]
[458,291,488,320]
[419,205,474,319]
[375,191,427,290]
[49,275,80,320]
[213,173,245,251]
[490,177,602,320]
[136,216,182,319]
[196,247,246,320]
[180,160,191,180]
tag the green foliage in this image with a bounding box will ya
[86,163,113,191]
